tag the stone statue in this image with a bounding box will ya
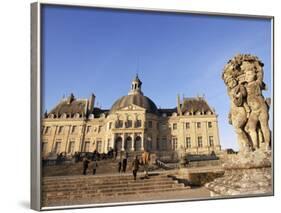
[205,54,272,197]
[222,54,271,152]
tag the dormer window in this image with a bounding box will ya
[74,113,80,118]
[88,114,94,119]
[48,114,54,119]
[60,113,67,119]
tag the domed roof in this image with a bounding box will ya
[110,94,158,114]
[110,75,158,114]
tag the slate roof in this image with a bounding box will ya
[110,94,158,114]
[47,94,87,118]
[92,107,109,118]
[158,108,177,116]
[181,97,213,114]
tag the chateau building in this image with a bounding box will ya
[42,75,221,157]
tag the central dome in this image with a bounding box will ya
[110,75,158,114]
[110,94,158,114]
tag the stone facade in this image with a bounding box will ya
[42,75,221,158]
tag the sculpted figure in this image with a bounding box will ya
[242,62,271,150]
[222,54,271,152]
[225,74,251,151]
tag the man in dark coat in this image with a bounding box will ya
[82,157,90,175]
[93,160,98,175]
[122,157,127,173]
[132,156,140,180]
[118,160,122,173]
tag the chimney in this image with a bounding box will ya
[177,94,182,116]
[87,93,95,114]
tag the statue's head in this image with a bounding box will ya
[222,54,264,87]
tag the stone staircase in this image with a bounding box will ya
[43,159,159,177]
[42,172,191,206]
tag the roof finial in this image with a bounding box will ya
[137,56,140,76]
[129,74,143,95]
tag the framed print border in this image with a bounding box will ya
[31,1,274,211]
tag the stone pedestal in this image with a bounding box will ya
[205,149,272,196]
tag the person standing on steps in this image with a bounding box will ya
[141,151,150,179]
[132,156,140,180]
[82,157,90,175]
[122,157,127,173]
[118,160,122,173]
[93,160,98,175]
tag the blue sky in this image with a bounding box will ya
[42,5,272,150]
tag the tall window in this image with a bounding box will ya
[84,141,90,152]
[107,139,111,150]
[41,126,45,134]
[98,126,102,132]
[54,141,61,154]
[162,136,167,150]
[161,123,167,130]
[173,123,177,130]
[208,122,213,128]
[71,126,77,133]
[42,142,48,154]
[44,126,50,134]
[197,122,201,128]
[68,141,75,154]
[209,136,214,147]
[58,126,64,134]
[126,120,132,128]
[116,120,123,128]
[86,126,92,133]
[197,136,203,148]
[186,137,191,148]
[156,138,160,150]
[148,121,153,128]
[135,120,142,128]
[108,122,112,130]
[172,137,178,150]
[147,136,152,151]
[185,122,190,129]
[97,140,102,153]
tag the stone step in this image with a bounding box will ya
[43,183,185,197]
[43,179,176,189]
[43,176,173,184]
[43,174,169,183]
[43,180,181,192]
[43,159,159,177]
[43,186,189,202]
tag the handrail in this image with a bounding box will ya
[155,159,178,170]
